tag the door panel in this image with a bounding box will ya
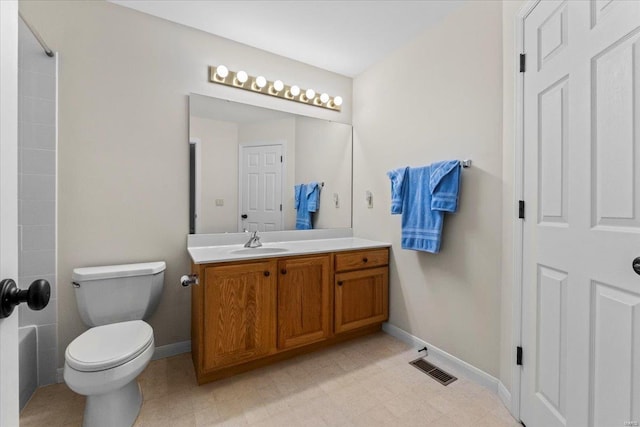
[521,1,640,426]
[277,255,330,349]
[239,144,283,232]
[202,261,276,371]
[335,267,388,334]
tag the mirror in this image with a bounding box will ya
[189,94,352,234]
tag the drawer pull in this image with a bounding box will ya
[281,269,287,275]
[337,281,343,286]
[264,271,270,277]
[363,257,368,263]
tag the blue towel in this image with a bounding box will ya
[388,160,461,253]
[387,167,408,214]
[295,182,320,230]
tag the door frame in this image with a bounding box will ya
[0,0,20,424]
[511,0,541,421]
[237,140,286,232]
[189,137,201,233]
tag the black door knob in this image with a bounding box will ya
[0,278,51,319]
[633,257,640,275]
[241,214,248,219]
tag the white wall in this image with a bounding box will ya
[19,0,352,368]
[353,1,503,377]
[17,18,58,386]
[189,117,238,234]
[238,118,296,230]
[295,117,352,229]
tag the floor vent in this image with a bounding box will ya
[410,358,457,386]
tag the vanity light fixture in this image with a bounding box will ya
[208,65,342,111]
[235,70,248,86]
[271,80,284,94]
[214,64,229,81]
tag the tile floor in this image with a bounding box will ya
[20,332,520,427]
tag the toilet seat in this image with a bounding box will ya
[65,320,153,372]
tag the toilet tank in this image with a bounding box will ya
[72,262,165,327]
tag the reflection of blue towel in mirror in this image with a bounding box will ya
[295,182,320,229]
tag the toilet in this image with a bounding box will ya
[63,261,165,427]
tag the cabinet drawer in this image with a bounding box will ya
[334,248,389,272]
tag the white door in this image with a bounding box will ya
[521,1,640,426]
[238,144,283,232]
[0,1,20,425]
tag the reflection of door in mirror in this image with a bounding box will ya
[239,143,283,232]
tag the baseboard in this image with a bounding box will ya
[152,340,191,361]
[498,380,512,410]
[382,322,500,394]
[55,340,192,384]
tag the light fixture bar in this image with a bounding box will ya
[208,66,342,112]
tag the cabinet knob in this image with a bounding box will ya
[363,257,368,263]
[280,269,287,275]
[264,271,270,277]
[337,281,343,286]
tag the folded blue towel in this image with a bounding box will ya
[295,182,320,230]
[388,160,461,253]
[387,167,408,214]
[430,160,461,212]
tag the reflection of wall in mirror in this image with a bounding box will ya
[189,117,238,233]
[295,117,352,229]
[238,118,296,230]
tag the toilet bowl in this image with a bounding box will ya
[64,262,165,427]
[64,321,154,427]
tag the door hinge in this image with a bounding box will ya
[517,346,523,366]
[518,200,525,219]
[519,54,526,72]
[280,155,283,163]
[280,204,282,211]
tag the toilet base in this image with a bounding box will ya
[83,380,142,427]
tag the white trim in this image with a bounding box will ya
[152,340,192,361]
[189,137,202,233]
[382,323,500,394]
[238,140,286,232]
[56,340,192,383]
[498,380,512,411]
[511,0,541,421]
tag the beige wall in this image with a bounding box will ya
[189,117,238,233]
[295,117,352,229]
[19,0,352,367]
[353,1,503,377]
[238,118,297,230]
[500,0,527,395]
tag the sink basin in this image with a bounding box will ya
[230,247,289,255]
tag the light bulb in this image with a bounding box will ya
[255,75,267,89]
[273,80,284,92]
[333,96,343,107]
[236,70,248,84]
[320,93,329,104]
[289,85,300,97]
[305,89,316,101]
[215,65,229,80]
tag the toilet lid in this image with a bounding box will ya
[66,320,154,372]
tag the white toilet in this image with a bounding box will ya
[63,261,165,427]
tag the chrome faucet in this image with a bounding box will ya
[243,231,262,248]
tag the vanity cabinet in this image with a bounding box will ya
[199,261,277,372]
[277,255,331,350]
[334,249,389,333]
[191,247,389,384]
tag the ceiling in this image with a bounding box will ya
[109,0,464,77]
[190,93,293,123]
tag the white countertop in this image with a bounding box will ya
[188,237,391,264]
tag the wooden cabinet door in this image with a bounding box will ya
[335,267,389,334]
[202,261,276,371]
[277,255,331,350]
